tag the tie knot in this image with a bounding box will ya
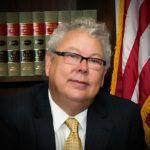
[65,118,79,133]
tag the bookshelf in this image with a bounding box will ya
[0,0,115,93]
[0,75,45,94]
[0,75,44,82]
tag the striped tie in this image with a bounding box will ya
[64,118,82,150]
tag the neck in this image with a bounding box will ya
[55,97,92,116]
[49,88,93,116]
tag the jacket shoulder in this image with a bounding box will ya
[0,82,48,117]
[94,90,141,116]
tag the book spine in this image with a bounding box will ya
[83,10,97,21]
[44,11,58,51]
[7,12,20,76]
[33,11,45,75]
[71,10,83,22]
[0,12,8,76]
[58,10,71,25]
[20,12,34,76]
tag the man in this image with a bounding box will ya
[0,117,18,150]
[0,18,145,150]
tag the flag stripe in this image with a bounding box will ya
[115,0,140,97]
[124,0,131,14]
[122,0,141,73]
[123,0,150,100]
[116,0,149,99]
[114,0,127,97]
[139,59,150,106]
[139,24,150,73]
[138,0,150,106]
[132,24,150,103]
[112,0,150,148]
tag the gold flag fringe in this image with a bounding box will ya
[141,96,150,149]
[110,0,125,95]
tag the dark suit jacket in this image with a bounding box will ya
[0,82,145,150]
[0,117,18,150]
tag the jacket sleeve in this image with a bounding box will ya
[129,105,146,150]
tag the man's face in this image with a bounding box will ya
[45,29,106,107]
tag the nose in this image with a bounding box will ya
[77,59,88,74]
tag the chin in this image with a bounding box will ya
[67,92,92,102]
[64,87,96,101]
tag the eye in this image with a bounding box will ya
[88,58,101,64]
[66,52,80,59]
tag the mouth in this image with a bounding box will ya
[68,79,89,89]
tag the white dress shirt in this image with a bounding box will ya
[48,90,87,150]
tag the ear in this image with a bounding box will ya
[45,53,52,77]
[100,69,107,87]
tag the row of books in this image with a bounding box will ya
[0,10,97,76]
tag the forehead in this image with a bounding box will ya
[57,29,104,56]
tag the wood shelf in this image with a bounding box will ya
[0,75,46,94]
[0,75,45,83]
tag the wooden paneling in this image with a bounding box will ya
[0,0,77,11]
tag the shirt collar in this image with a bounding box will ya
[48,89,87,132]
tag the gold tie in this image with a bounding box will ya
[64,118,82,150]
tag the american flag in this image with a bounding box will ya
[111,0,150,148]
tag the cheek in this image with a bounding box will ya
[50,63,71,82]
[90,71,105,87]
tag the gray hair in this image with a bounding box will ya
[47,18,111,69]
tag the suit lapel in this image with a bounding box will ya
[85,94,113,150]
[32,83,56,150]
[34,118,55,150]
